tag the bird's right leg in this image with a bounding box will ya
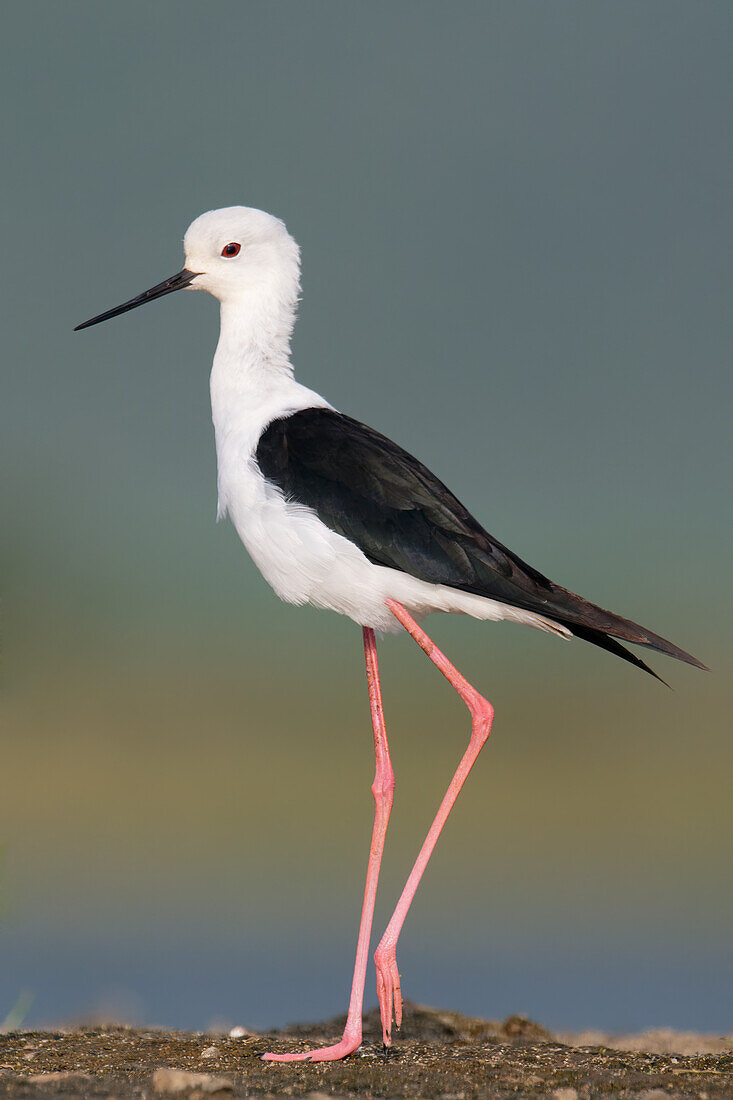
[374,599,495,1046]
[262,625,394,1062]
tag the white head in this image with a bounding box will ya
[75,205,301,330]
[183,206,300,306]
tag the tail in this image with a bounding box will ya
[545,587,708,683]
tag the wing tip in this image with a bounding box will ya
[546,587,708,673]
[564,622,672,685]
[627,625,708,671]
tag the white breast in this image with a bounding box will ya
[211,369,376,610]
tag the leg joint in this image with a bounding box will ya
[469,694,494,742]
[372,771,395,801]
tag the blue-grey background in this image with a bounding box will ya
[1,1,731,1034]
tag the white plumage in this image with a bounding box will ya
[185,207,570,637]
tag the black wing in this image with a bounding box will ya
[256,408,704,675]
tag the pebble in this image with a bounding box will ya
[228,1025,254,1039]
[304,1094,353,1100]
[553,1090,578,1100]
[200,1046,220,1060]
[152,1068,234,1094]
[638,1091,670,1100]
[26,1072,92,1086]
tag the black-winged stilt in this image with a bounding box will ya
[76,206,704,1062]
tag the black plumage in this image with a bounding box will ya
[256,408,704,679]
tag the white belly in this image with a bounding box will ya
[225,454,377,609]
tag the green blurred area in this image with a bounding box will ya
[1,0,731,1029]
[3,638,731,924]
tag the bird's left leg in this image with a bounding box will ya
[262,625,394,1062]
[374,599,495,1046]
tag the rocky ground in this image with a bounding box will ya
[1,1004,731,1100]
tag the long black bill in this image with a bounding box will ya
[74,268,198,331]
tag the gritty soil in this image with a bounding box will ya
[1,1004,731,1100]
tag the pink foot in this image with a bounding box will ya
[262,1029,361,1062]
[374,941,402,1046]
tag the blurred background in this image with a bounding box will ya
[1,1,731,1035]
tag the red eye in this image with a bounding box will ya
[221,242,241,257]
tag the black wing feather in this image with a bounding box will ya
[256,408,704,673]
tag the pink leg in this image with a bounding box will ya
[262,626,395,1062]
[374,599,494,1046]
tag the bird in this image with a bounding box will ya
[75,205,705,1062]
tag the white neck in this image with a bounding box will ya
[217,291,296,375]
[209,281,300,441]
